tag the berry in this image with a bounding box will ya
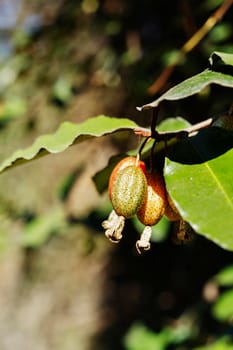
[108,156,146,200]
[137,172,166,226]
[111,165,147,219]
[164,193,182,221]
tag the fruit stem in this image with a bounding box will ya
[149,140,156,173]
[138,136,151,159]
[151,106,160,136]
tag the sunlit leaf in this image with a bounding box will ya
[208,25,233,44]
[52,76,73,103]
[22,206,67,247]
[138,70,233,110]
[214,265,233,286]
[193,337,233,350]
[124,323,169,350]
[164,149,233,250]
[212,289,233,321]
[210,51,233,67]
[157,117,191,131]
[0,116,138,174]
[0,98,27,121]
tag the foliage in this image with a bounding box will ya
[0,1,232,349]
[124,263,233,350]
[0,52,232,253]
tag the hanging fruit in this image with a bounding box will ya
[110,165,147,219]
[102,156,147,244]
[137,172,166,226]
[108,156,146,200]
[136,171,166,253]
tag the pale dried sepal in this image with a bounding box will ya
[102,210,125,243]
[136,225,152,254]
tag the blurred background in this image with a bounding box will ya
[0,0,232,349]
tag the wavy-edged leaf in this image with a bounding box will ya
[164,149,233,250]
[0,116,138,174]
[138,70,233,110]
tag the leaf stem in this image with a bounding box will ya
[134,117,213,141]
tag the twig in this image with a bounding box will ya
[134,117,213,140]
[150,106,161,135]
[147,0,233,95]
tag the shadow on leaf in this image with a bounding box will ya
[167,127,233,164]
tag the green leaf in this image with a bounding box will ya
[0,98,27,121]
[138,70,233,110]
[212,289,233,322]
[193,337,233,350]
[157,116,191,131]
[92,153,128,194]
[164,149,233,250]
[0,116,138,174]
[124,323,169,350]
[22,206,67,247]
[208,25,233,44]
[214,265,233,287]
[52,76,73,104]
[210,51,233,67]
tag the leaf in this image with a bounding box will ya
[212,289,233,322]
[214,265,233,287]
[0,116,138,174]
[22,206,67,247]
[138,70,233,110]
[156,116,191,132]
[124,323,170,350]
[93,153,128,194]
[210,51,233,67]
[164,148,233,251]
[167,127,233,164]
[193,337,233,350]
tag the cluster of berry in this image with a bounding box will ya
[102,156,181,253]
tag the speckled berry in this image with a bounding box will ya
[137,172,166,226]
[108,156,146,200]
[111,165,147,219]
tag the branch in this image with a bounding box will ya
[134,117,213,140]
[147,0,233,95]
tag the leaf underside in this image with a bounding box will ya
[209,51,233,67]
[138,69,233,110]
